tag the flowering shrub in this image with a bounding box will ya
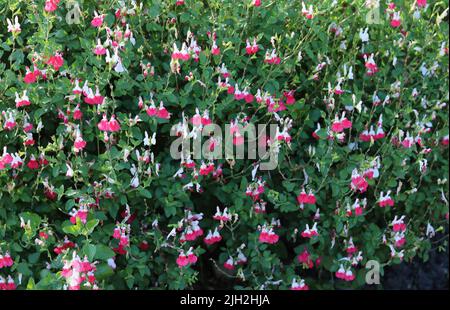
[0,0,449,290]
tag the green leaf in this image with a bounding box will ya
[85,219,100,235]
[282,181,296,192]
[94,244,115,261]
[19,212,41,230]
[316,129,328,139]
[126,276,135,289]
[62,220,82,236]
[95,263,115,280]
[82,243,97,261]
[140,188,152,198]
[26,278,36,290]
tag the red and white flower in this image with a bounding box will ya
[335,264,355,281]
[301,223,319,238]
[47,52,64,71]
[0,252,14,269]
[297,188,316,210]
[0,276,16,290]
[93,39,107,55]
[15,90,30,107]
[7,16,21,34]
[44,0,60,13]
[378,191,394,208]
[364,53,379,75]
[259,226,279,244]
[213,207,232,222]
[350,169,369,193]
[331,112,352,133]
[211,40,220,55]
[391,215,407,232]
[204,228,222,245]
[264,49,281,64]
[291,278,309,290]
[73,129,87,153]
[246,38,259,55]
[91,11,104,28]
[301,2,314,19]
[223,256,235,270]
[390,11,401,28]
[69,205,89,224]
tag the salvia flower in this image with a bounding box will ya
[301,223,319,238]
[389,244,405,261]
[97,114,121,132]
[69,205,89,224]
[346,237,358,255]
[245,177,266,201]
[176,248,198,268]
[0,276,16,290]
[297,188,317,210]
[54,237,76,255]
[297,249,314,269]
[204,228,222,245]
[91,11,104,28]
[211,40,220,55]
[84,86,105,105]
[378,191,394,208]
[73,130,87,153]
[301,2,314,19]
[27,155,40,170]
[350,169,369,193]
[246,38,259,55]
[223,256,235,270]
[364,53,379,75]
[93,39,107,55]
[23,67,39,84]
[394,231,406,248]
[252,0,262,7]
[264,49,281,64]
[283,90,296,105]
[390,11,401,28]
[0,252,14,269]
[44,0,60,12]
[259,226,279,244]
[426,222,435,238]
[346,198,366,216]
[47,52,64,71]
[237,250,248,265]
[331,112,352,133]
[291,278,309,290]
[7,16,21,34]
[401,132,414,148]
[72,79,82,95]
[391,215,407,232]
[360,115,385,142]
[15,90,30,108]
[213,207,232,222]
[335,264,355,281]
[61,252,98,290]
[172,42,190,61]
[254,200,267,214]
[441,135,449,146]
[359,27,369,43]
[147,101,171,120]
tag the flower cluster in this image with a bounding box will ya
[0,0,447,291]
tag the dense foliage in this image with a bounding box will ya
[0,0,448,290]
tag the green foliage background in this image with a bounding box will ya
[0,0,448,289]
